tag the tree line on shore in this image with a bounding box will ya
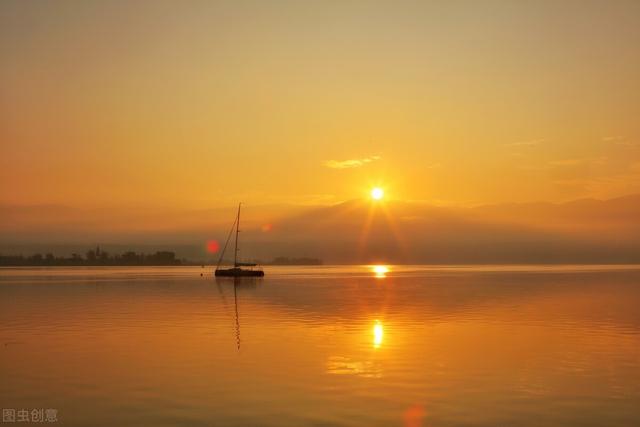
[0,247,182,266]
[0,249,323,267]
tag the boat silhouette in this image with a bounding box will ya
[215,203,264,277]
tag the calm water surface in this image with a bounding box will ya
[1,265,639,426]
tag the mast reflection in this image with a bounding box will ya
[233,282,240,350]
[215,277,259,351]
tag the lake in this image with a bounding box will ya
[1,265,639,426]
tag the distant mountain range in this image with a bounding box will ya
[2,194,640,263]
[253,194,640,264]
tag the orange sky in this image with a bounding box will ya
[1,0,640,210]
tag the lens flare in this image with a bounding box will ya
[403,404,427,427]
[206,240,220,253]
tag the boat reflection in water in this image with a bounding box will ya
[215,276,259,350]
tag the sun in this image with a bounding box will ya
[371,265,389,278]
[371,187,384,200]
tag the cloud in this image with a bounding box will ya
[292,194,337,205]
[602,136,625,142]
[548,157,607,167]
[324,155,381,169]
[504,139,545,147]
[602,136,638,147]
[577,161,640,199]
[548,158,585,167]
[547,156,640,199]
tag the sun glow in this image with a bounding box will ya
[371,187,384,200]
[371,265,390,278]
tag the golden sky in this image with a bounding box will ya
[1,0,640,210]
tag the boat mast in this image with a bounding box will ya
[233,203,241,267]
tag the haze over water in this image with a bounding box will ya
[1,265,639,426]
[2,1,640,425]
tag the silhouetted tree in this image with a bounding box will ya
[121,251,139,265]
[0,249,183,266]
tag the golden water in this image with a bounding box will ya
[1,265,639,426]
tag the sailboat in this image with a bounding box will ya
[214,203,265,277]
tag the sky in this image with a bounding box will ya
[1,0,640,212]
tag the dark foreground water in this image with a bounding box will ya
[1,265,639,426]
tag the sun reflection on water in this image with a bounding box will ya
[371,265,390,278]
[373,320,384,348]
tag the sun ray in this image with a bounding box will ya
[357,202,377,261]
[357,186,408,263]
[379,203,409,259]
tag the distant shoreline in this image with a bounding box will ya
[0,251,323,267]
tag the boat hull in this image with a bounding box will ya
[215,268,264,277]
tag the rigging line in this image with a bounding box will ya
[234,203,241,267]
[216,214,238,269]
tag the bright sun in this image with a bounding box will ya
[371,187,384,200]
